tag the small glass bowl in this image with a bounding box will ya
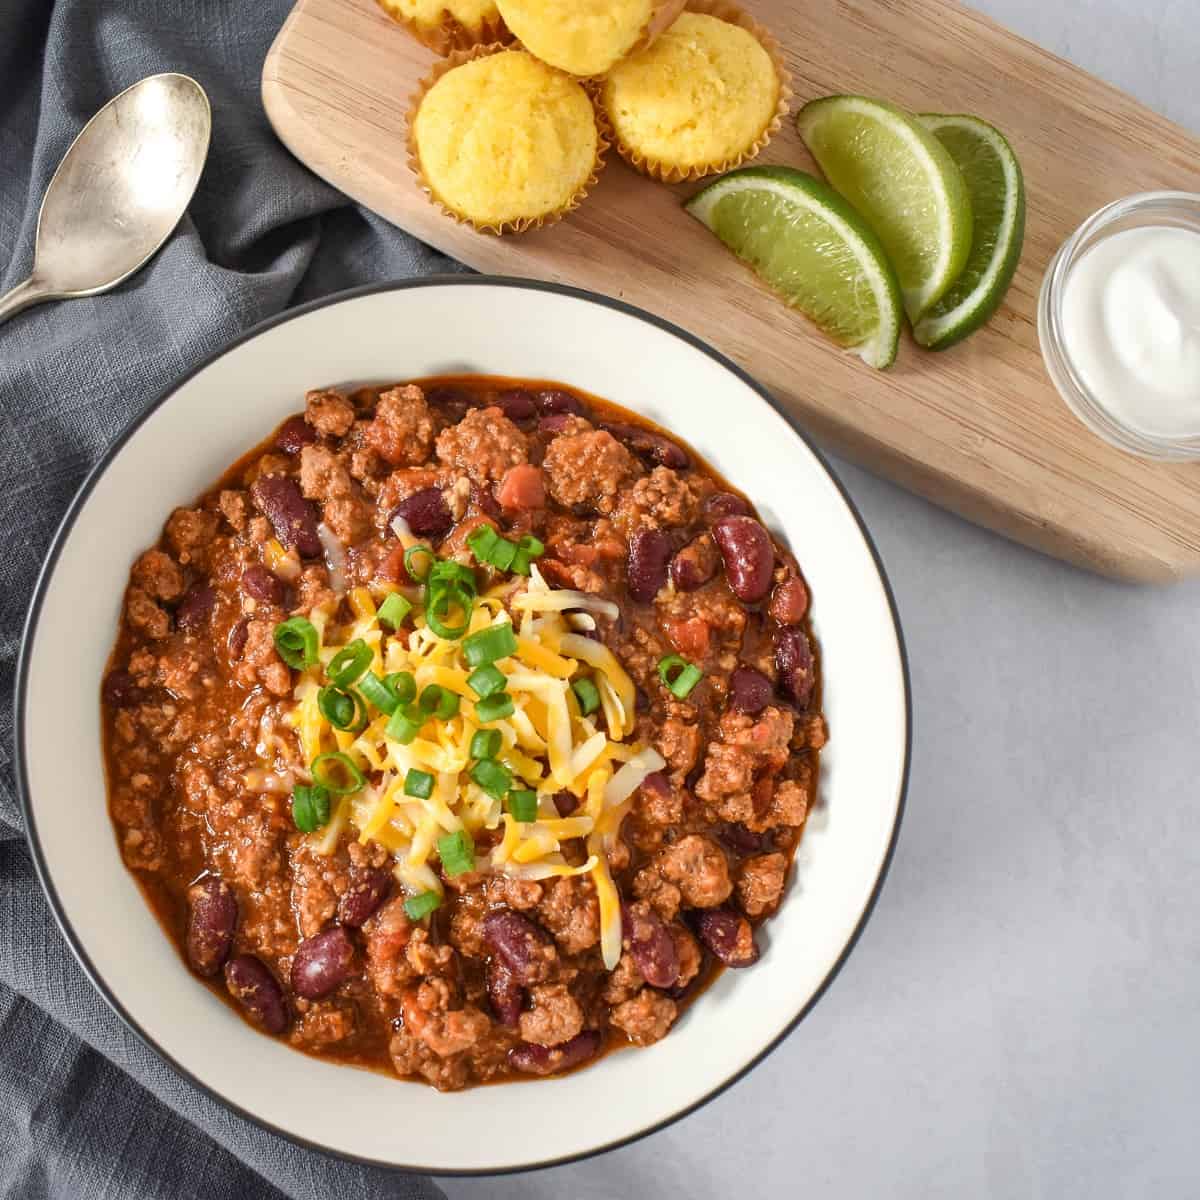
[1038,190,1200,462]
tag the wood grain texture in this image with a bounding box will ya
[262,0,1200,582]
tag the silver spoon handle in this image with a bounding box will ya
[0,277,55,327]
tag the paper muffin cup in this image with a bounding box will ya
[603,0,793,183]
[375,0,512,55]
[406,45,610,236]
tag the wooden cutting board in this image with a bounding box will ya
[262,0,1200,583]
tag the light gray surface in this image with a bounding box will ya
[444,5,1200,1199]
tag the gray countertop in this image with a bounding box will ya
[443,5,1200,1198]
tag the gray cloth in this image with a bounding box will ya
[0,1,459,1195]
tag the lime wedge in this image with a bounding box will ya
[797,95,973,322]
[685,166,903,370]
[913,114,1026,350]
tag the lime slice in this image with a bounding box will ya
[685,166,903,370]
[797,95,973,322]
[913,114,1026,350]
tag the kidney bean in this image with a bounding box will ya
[494,388,538,421]
[728,666,773,716]
[101,669,139,709]
[692,908,760,968]
[175,583,215,633]
[275,414,316,454]
[224,955,288,1034]
[508,1030,602,1076]
[291,926,356,1000]
[553,791,580,817]
[622,902,679,989]
[712,516,774,603]
[704,492,752,522]
[716,822,775,857]
[249,475,321,559]
[536,389,586,417]
[390,487,453,538]
[603,422,689,470]
[482,909,555,985]
[228,617,249,658]
[670,532,720,592]
[538,413,579,437]
[186,877,237,977]
[487,959,523,1029]
[769,577,809,626]
[627,529,674,604]
[337,868,392,928]
[241,564,284,607]
[775,627,815,709]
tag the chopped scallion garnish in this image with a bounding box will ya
[437,829,475,876]
[658,654,704,699]
[404,768,435,800]
[317,684,367,732]
[470,729,501,760]
[273,617,319,670]
[404,890,442,921]
[462,622,518,668]
[377,592,413,630]
[506,789,538,823]
[571,677,601,715]
[470,758,512,800]
[475,692,515,724]
[310,751,365,795]
[291,783,330,833]
[326,638,372,687]
[467,663,506,699]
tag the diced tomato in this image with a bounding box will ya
[664,616,711,660]
[497,463,545,511]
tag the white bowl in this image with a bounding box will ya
[16,279,909,1173]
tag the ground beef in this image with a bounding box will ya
[218,490,248,532]
[631,866,682,921]
[537,876,599,954]
[165,508,220,568]
[364,897,414,1000]
[131,550,184,602]
[291,998,357,1048]
[694,707,797,829]
[611,988,676,1046]
[436,406,528,484]
[233,618,291,696]
[125,587,170,639]
[671,925,703,987]
[654,835,732,909]
[655,718,703,778]
[402,979,490,1057]
[519,984,584,1047]
[298,445,370,544]
[305,388,356,438]
[290,844,346,937]
[542,430,640,515]
[614,466,700,534]
[364,385,436,467]
[736,853,788,917]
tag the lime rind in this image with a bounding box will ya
[914,114,1026,350]
[686,165,903,370]
[797,95,974,322]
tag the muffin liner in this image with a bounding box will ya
[603,0,793,183]
[375,0,512,55]
[406,44,610,236]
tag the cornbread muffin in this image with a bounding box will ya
[409,48,605,233]
[376,0,508,53]
[495,0,685,77]
[600,8,789,181]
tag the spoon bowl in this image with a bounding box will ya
[0,73,211,325]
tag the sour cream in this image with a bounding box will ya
[1059,225,1200,438]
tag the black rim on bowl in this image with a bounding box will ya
[13,276,912,1176]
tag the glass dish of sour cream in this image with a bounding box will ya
[1039,192,1200,461]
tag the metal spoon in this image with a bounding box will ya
[0,73,211,327]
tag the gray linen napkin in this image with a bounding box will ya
[0,1,462,1195]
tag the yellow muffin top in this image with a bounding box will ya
[496,0,655,76]
[378,0,500,38]
[413,50,599,228]
[602,12,780,171]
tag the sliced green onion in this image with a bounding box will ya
[658,653,704,700]
[404,890,442,921]
[470,729,501,760]
[490,537,517,572]
[404,768,435,800]
[403,544,435,582]
[506,789,538,822]
[377,592,413,631]
[273,617,319,670]
[418,683,460,719]
[386,706,424,745]
[437,829,475,876]
[519,534,545,558]
[462,622,518,668]
[571,677,601,716]
[317,685,367,732]
[360,671,400,715]
[470,758,512,800]
[327,638,372,687]
[291,783,330,833]
[429,559,477,589]
[510,549,532,576]
[467,663,506,699]
[425,582,473,640]
[475,692,515,723]
[310,751,365,795]
[468,524,500,564]
[386,671,417,706]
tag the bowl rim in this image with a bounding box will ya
[13,275,911,1176]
